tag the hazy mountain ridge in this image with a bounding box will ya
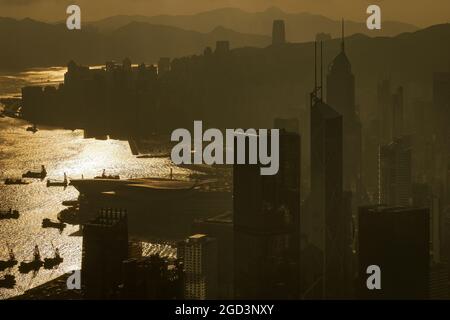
[0,17,270,70]
[90,7,418,42]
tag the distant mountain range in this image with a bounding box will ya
[90,7,418,42]
[0,16,270,70]
[0,7,440,75]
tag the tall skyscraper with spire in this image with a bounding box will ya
[326,20,363,203]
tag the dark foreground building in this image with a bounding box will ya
[357,205,430,299]
[82,208,128,299]
[233,129,301,299]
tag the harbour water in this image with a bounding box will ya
[0,67,184,299]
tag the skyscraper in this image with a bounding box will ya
[378,136,412,206]
[182,234,218,300]
[233,129,301,299]
[392,86,404,139]
[377,79,392,144]
[326,20,362,201]
[272,20,286,45]
[310,99,345,298]
[81,208,128,299]
[357,205,430,299]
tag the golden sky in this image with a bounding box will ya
[0,0,449,27]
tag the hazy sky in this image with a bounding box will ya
[0,0,449,27]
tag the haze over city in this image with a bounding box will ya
[0,0,449,27]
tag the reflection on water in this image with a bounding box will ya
[0,68,184,299]
[0,67,66,98]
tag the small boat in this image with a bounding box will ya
[62,199,79,207]
[44,248,63,269]
[4,178,29,185]
[0,209,20,220]
[94,169,120,180]
[57,207,80,225]
[0,275,16,289]
[46,173,69,188]
[42,218,66,230]
[136,153,170,159]
[22,165,47,179]
[26,124,38,133]
[0,248,18,272]
[19,245,43,274]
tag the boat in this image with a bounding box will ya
[57,207,80,225]
[42,218,66,230]
[0,209,20,220]
[46,173,69,188]
[4,178,29,185]
[62,199,79,207]
[43,247,63,269]
[19,245,43,274]
[0,248,18,272]
[26,124,38,133]
[22,165,47,179]
[0,275,16,289]
[94,169,120,180]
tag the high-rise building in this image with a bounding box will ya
[378,136,412,206]
[326,20,362,200]
[192,212,233,299]
[182,234,218,300]
[310,99,345,298]
[377,79,392,144]
[157,57,171,76]
[81,208,128,299]
[215,41,230,55]
[122,256,183,299]
[357,205,430,300]
[272,20,286,45]
[233,129,301,299]
[392,86,404,139]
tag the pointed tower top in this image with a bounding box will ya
[341,18,345,52]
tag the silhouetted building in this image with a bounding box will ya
[378,136,412,206]
[377,79,392,144]
[215,41,230,55]
[158,57,171,76]
[234,129,301,299]
[326,21,362,200]
[310,99,345,298]
[429,262,449,299]
[82,208,128,299]
[181,234,218,300]
[122,256,183,299]
[315,33,332,42]
[272,20,286,45]
[357,205,430,300]
[274,117,299,134]
[392,86,404,139]
[192,212,233,299]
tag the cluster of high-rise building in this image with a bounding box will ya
[51,18,450,300]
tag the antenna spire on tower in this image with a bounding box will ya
[341,18,345,52]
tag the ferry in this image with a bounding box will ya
[42,218,66,230]
[5,178,29,185]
